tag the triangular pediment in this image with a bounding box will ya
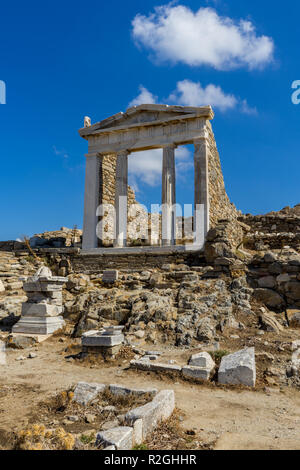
[79,104,213,137]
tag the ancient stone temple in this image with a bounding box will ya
[79,104,238,253]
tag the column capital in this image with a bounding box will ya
[161,143,177,149]
[85,152,103,159]
[116,149,130,157]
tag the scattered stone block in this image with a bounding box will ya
[73,382,106,406]
[189,351,215,368]
[83,334,124,347]
[218,347,256,387]
[0,280,5,292]
[130,360,182,373]
[125,390,175,439]
[109,384,157,397]
[96,426,133,450]
[182,365,213,381]
[102,270,119,284]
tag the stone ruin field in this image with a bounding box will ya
[1,204,300,450]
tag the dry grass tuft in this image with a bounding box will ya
[145,409,210,451]
[15,424,75,450]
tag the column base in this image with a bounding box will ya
[12,316,65,335]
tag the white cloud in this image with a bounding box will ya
[129,85,157,107]
[169,79,238,111]
[128,147,192,189]
[132,4,274,70]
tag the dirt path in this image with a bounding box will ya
[1,337,300,450]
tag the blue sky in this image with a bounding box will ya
[0,0,299,240]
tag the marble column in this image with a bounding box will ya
[162,144,176,246]
[194,139,210,247]
[114,150,129,247]
[82,154,102,251]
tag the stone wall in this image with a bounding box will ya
[207,122,240,230]
[101,154,136,208]
[239,213,300,251]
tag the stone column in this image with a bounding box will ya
[114,150,129,248]
[82,154,102,251]
[162,144,176,246]
[194,139,210,247]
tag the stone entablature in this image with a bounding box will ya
[80,105,214,155]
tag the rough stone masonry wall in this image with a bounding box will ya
[101,154,136,207]
[206,122,241,247]
[238,213,300,251]
[100,155,150,245]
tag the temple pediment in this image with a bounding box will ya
[79,104,213,138]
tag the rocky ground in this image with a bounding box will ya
[1,207,300,450]
[1,335,300,450]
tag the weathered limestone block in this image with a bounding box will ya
[189,351,215,368]
[0,280,5,293]
[73,382,106,406]
[96,426,133,450]
[109,384,157,398]
[21,303,63,317]
[218,347,256,387]
[102,270,119,283]
[12,316,65,335]
[125,390,175,439]
[82,333,124,347]
[130,360,182,374]
[182,365,214,381]
[184,352,216,380]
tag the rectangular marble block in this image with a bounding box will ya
[21,303,63,317]
[23,282,63,293]
[12,316,65,335]
[82,334,124,347]
[102,270,119,283]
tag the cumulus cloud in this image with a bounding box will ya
[129,146,192,189]
[132,4,274,70]
[129,85,157,107]
[169,79,238,111]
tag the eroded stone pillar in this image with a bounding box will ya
[82,154,102,251]
[162,144,176,246]
[194,139,210,247]
[114,150,129,247]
